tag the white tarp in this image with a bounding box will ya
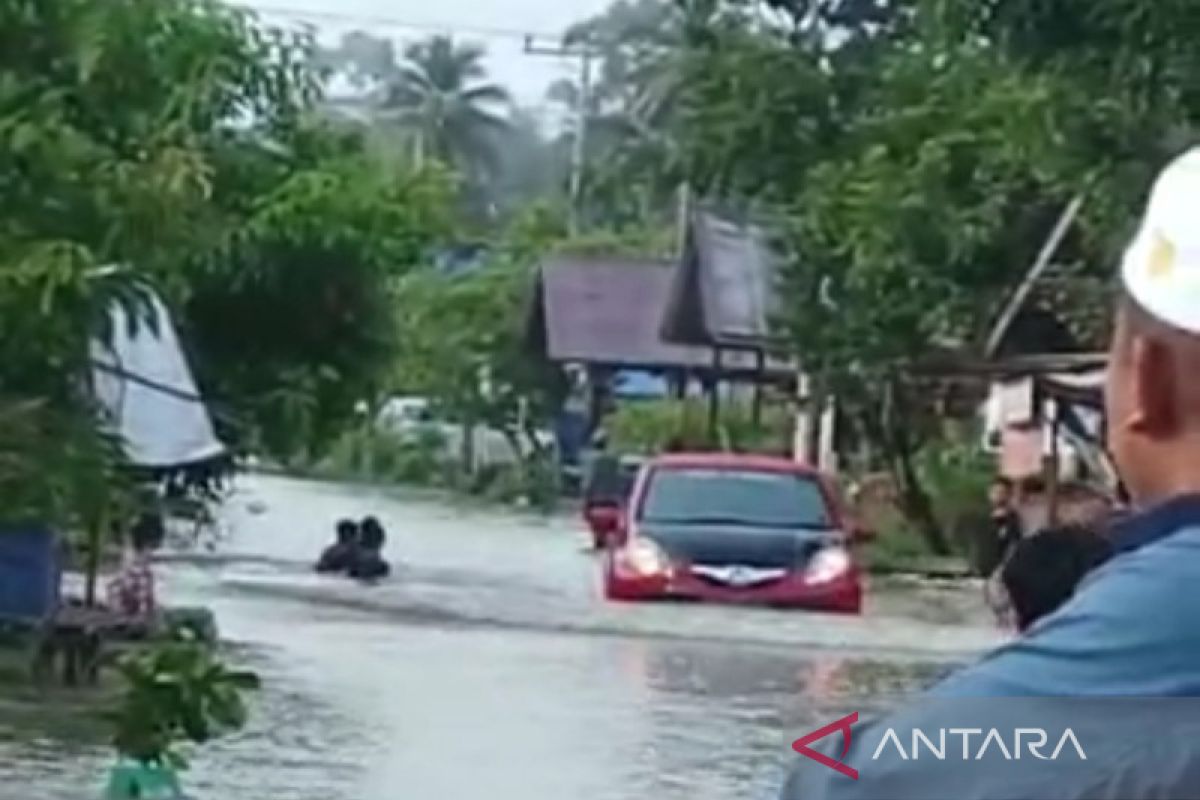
[90,291,224,468]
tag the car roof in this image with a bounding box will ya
[647,451,820,476]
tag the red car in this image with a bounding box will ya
[603,453,863,613]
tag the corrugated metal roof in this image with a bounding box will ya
[526,255,792,375]
[528,255,713,369]
[662,209,783,348]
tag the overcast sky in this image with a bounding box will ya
[239,0,615,112]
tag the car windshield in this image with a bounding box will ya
[639,467,832,529]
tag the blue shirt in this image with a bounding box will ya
[935,494,1200,697]
[779,496,1200,800]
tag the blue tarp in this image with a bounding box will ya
[0,527,61,623]
[612,370,669,399]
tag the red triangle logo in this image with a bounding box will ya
[792,712,860,780]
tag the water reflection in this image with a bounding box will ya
[606,639,948,800]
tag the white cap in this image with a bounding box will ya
[1121,147,1200,334]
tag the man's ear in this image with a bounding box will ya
[1129,336,1178,437]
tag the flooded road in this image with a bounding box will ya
[0,474,996,799]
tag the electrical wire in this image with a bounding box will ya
[226,1,568,43]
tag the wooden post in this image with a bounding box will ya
[708,347,722,444]
[985,194,1087,358]
[1047,400,1061,526]
[752,348,765,425]
[819,396,837,473]
[794,371,811,464]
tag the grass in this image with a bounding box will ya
[859,513,972,578]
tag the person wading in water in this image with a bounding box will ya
[316,519,359,574]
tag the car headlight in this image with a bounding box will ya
[620,538,671,578]
[806,547,851,585]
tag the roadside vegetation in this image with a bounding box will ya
[608,398,794,455]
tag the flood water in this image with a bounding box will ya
[0,474,998,800]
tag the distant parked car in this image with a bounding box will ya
[603,452,863,613]
[377,396,436,438]
[376,396,554,469]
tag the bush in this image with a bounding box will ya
[470,452,560,512]
[859,512,941,573]
[913,424,994,557]
[607,397,792,455]
[318,423,561,511]
[852,424,995,574]
[318,426,447,486]
[110,627,259,770]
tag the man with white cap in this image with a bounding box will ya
[779,150,1200,798]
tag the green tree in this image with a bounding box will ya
[0,0,454,522]
[183,123,453,463]
[482,106,571,223]
[648,0,1200,549]
[0,0,314,525]
[380,36,512,186]
[392,216,561,462]
[549,0,702,228]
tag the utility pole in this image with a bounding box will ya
[525,35,594,236]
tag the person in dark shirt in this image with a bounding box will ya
[349,516,390,581]
[980,477,1024,618]
[316,519,358,574]
[999,524,1114,632]
[988,477,1024,560]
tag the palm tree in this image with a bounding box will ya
[379,36,512,180]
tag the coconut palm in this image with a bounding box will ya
[379,36,512,180]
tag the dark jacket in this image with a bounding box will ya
[348,551,390,581]
[315,543,356,574]
[992,507,1023,558]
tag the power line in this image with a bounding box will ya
[523,39,598,234]
[227,1,568,43]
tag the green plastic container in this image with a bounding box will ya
[104,759,184,799]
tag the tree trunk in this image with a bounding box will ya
[460,417,477,478]
[887,384,951,555]
[857,381,951,556]
[84,505,110,608]
[891,428,949,555]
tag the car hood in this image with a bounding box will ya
[638,522,840,569]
